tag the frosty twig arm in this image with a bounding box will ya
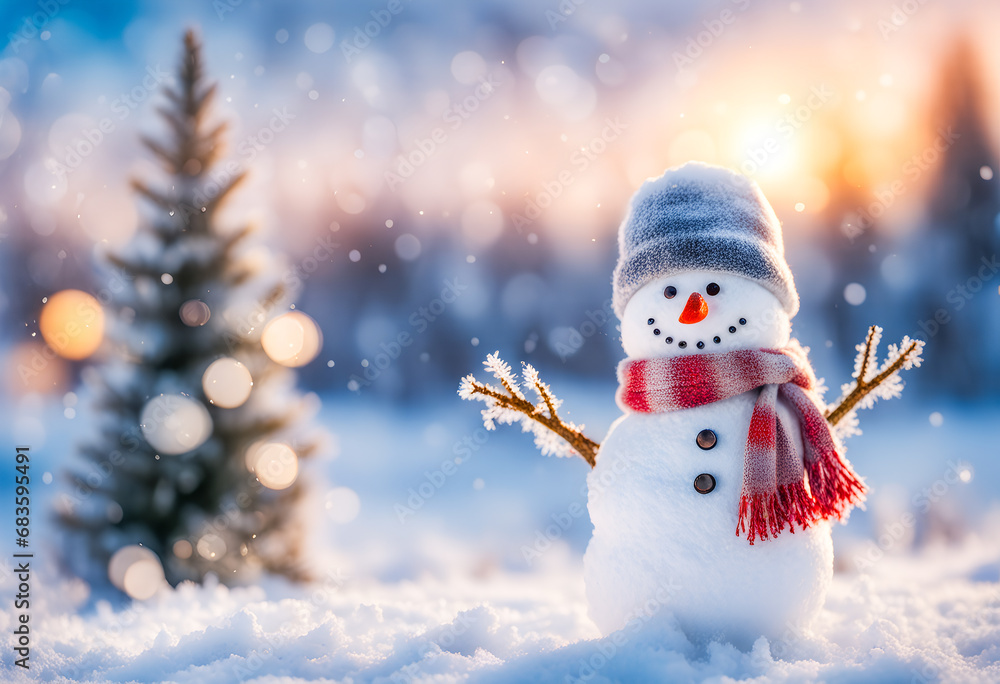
[824,325,924,431]
[459,353,599,467]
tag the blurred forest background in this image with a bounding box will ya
[0,0,998,587]
[2,1,998,401]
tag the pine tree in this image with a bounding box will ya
[59,30,319,588]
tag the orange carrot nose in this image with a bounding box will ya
[679,292,709,324]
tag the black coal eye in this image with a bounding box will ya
[664,286,677,299]
[706,282,720,296]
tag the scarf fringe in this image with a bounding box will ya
[737,492,776,545]
[737,481,817,545]
[805,448,866,518]
[617,347,868,545]
[777,480,817,530]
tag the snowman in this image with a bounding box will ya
[460,162,921,647]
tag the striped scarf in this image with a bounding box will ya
[616,341,865,544]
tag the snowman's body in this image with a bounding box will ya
[584,266,835,647]
[583,393,833,648]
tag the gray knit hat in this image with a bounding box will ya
[612,162,799,319]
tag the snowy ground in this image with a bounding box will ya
[5,533,1000,683]
[2,384,999,682]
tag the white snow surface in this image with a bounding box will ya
[5,534,1000,683]
[4,393,999,683]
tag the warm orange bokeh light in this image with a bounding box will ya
[4,342,70,394]
[245,441,299,490]
[38,289,105,360]
[260,311,322,367]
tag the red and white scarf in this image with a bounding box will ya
[616,341,865,544]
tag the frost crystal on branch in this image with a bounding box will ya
[458,352,599,466]
[825,325,924,439]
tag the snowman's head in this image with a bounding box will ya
[620,270,790,358]
[613,162,799,357]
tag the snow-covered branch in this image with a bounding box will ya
[825,325,924,438]
[458,352,599,467]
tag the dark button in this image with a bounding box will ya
[713,336,721,344]
[696,429,717,450]
[729,326,737,333]
[696,341,705,349]
[694,473,716,494]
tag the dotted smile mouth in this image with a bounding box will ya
[647,316,749,349]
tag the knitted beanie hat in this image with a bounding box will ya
[612,162,799,319]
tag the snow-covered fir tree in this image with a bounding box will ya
[59,30,322,588]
